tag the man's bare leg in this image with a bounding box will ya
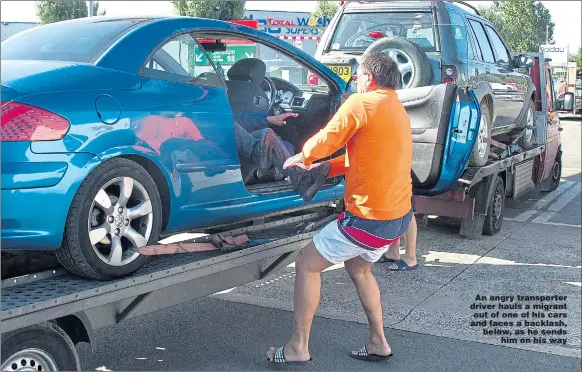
[383,214,418,267]
[267,241,333,362]
[345,257,392,356]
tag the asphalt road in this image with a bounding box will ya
[77,119,582,371]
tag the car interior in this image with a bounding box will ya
[150,33,344,193]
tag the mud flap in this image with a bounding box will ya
[459,174,499,239]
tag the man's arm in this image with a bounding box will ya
[328,154,347,177]
[301,95,364,166]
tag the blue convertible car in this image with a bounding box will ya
[1,16,480,279]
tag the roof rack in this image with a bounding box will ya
[444,0,481,16]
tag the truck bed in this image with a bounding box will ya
[1,204,338,334]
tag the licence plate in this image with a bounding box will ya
[327,65,352,82]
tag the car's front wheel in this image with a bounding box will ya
[56,158,162,280]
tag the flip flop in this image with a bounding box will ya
[267,346,312,366]
[377,256,400,263]
[350,345,393,362]
[388,259,419,271]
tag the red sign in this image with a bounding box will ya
[229,19,258,29]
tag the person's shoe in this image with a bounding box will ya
[288,161,331,202]
[250,129,278,175]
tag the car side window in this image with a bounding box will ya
[468,20,495,64]
[447,8,470,60]
[142,33,225,88]
[484,25,510,64]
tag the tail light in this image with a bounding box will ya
[1,102,69,142]
[442,65,457,84]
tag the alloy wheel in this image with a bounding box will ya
[88,177,153,266]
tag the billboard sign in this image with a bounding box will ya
[540,44,569,67]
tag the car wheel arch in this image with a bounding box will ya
[97,149,174,231]
[472,82,494,119]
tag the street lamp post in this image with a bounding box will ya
[89,0,94,17]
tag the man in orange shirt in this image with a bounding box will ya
[267,52,413,364]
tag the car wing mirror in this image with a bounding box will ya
[516,54,534,68]
[563,92,575,111]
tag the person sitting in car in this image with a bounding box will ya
[234,111,331,202]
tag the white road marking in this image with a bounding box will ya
[509,210,537,222]
[531,211,556,224]
[565,282,582,287]
[533,221,582,228]
[533,180,575,210]
[548,182,581,212]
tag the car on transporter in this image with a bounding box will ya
[314,0,537,167]
[1,15,481,280]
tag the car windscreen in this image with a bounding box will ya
[329,11,437,52]
[1,19,143,63]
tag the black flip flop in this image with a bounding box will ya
[350,345,393,362]
[268,346,312,366]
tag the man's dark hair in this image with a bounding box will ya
[360,52,402,89]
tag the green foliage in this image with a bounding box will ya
[478,0,554,53]
[570,48,582,67]
[172,1,246,20]
[36,0,105,25]
[312,1,338,20]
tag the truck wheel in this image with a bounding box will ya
[469,102,491,167]
[56,158,162,280]
[519,100,536,148]
[483,176,505,236]
[546,153,562,192]
[1,322,80,371]
[364,37,433,89]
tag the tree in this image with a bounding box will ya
[312,0,338,20]
[570,48,582,68]
[172,0,246,20]
[477,0,554,53]
[36,0,105,25]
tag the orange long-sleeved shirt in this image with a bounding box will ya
[301,88,413,221]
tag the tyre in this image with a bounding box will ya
[545,153,562,192]
[469,101,491,167]
[519,99,536,148]
[483,176,505,236]
[56,158,162,280]
[1,322,80,371]
[363,37,433,89]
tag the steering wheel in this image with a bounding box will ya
[263,76,278,113]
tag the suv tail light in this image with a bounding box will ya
[442,65,457,84]
[1,102,69,142]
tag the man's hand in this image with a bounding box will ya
[267,112,298,126]
[283,153,325,170]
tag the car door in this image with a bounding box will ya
[133,32,252,232]
[484,23,526,124]
[467,18,512,129]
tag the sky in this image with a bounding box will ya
[1,0,580,51]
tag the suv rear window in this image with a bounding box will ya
[329,12,437,52]
[1,19,144,63]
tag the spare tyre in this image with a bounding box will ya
[363,36,433,89]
